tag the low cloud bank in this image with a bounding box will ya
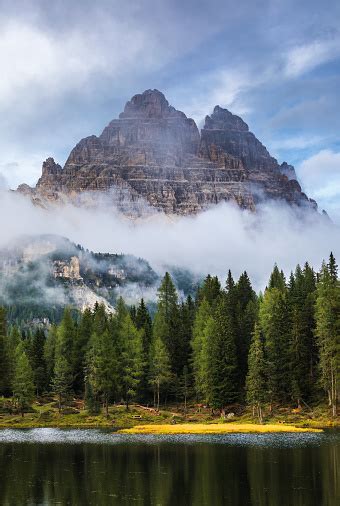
[0,190,339,291]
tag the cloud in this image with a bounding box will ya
[271,135,325,151]
[0,191,339,293]
[298,149,340,220]
[0,173,9,190]
[284,38,340,78]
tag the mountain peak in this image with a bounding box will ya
[119,89,178,120]
[17,88,317,215]
[204,106,249,132]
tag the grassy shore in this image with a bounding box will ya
[119,423,323,434]
[0,397,338,430]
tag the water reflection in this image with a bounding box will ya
[0,430,339,505]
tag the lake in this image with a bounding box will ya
[0,429,339,505]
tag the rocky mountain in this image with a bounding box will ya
[17,89,317,214]
[0,235,159,321]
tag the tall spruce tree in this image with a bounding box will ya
[135,299,152,402]
[154,273,180,376]
[28,329,47,396]
[191,298,213,402]
[288,264,317,406]
[87,329,117,416]
[260,272,290,406]
[315,257,340,417]
[246,323,266,422]
[235,271,258,396]
[207,296,238,410]
[0,307,10,396]
[149,327,172,410]
[120,314,143,409]
[52,308,76,411]
[13,344,35,417]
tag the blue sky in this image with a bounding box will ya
[0,0,340,219]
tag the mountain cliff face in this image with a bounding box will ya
[17,89,316,214]
[0,235,159,318]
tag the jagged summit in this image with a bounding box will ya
[17,89,316,215]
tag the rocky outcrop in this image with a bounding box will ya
[17,89,317,214]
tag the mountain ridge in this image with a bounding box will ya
[17,89,317,215]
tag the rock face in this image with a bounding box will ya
[18,89,316,214]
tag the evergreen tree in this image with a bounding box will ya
[154,273,180,376]
[288,264,317,406]
[87,330,117,416]
[28,328,47,396]
[0,307,10,396]
[196,275,221,307]
[207,296,238,410]
[149,327,172,410]
[268,265,286,291]
[315,258,340,417]
[246,324,266,422]
[120,314,143,409]
[44,325,57,388]
[73,308,93,394]
[54,308,76,394]
[53,354,73,412]
[135,299,152,402]
[13,344,35,417]
[191,298,212,401]
[259,284,290,406]
[234,271,258,396]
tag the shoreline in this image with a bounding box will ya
[118,423,323,434]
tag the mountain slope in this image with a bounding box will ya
[17,89,317,215]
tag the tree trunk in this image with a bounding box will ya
[58,393,62,414]
[157,380,160,411]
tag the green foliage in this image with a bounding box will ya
[315,257,340,417]
[207,296,238,409]
[1,253,339,419]
[13,344,35,415]
[246,324,266,422]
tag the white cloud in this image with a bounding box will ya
[298,149,340,220]
[271,135,325,151]
[0,192,338,292]
[284,39,340,78]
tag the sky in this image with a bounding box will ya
[0,0,340,220]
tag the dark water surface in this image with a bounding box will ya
[0,429,339,505]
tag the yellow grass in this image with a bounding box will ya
[118,423,323,434]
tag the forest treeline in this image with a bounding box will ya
[0,254,339,420]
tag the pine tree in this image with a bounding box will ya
[149,326,172,410]
[120,314,143,409]
[234,271,258,396]
[0,307,10,396]
[44,325,57,388]
[13,345,35,417]
[73,308,93,394]
[288,264,317,406]
[28,329,47,396]
[196,275,221,307]
[207,296,238,410]
[268,265,286,291]
[191,298,212,402]
[259,283,290,406]
[54,308,76,395]
[315,258,340,417]
[246,324,266,422]
[53,354,73,413]
[135,299,152,402]
[87,330,117,416]
[154,273,180,376]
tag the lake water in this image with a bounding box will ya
[0,429,339,505]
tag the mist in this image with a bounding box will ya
[0,189,339,291]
